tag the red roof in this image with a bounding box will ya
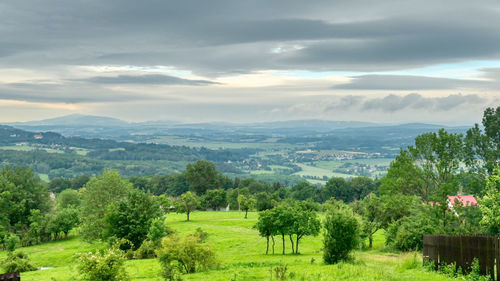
[447,195,477,206]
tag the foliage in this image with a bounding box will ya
[133,239,157,259]
[0,167,50,229]
[185,160,223,195]
[288,202,321,254]
[77,246,129,281]
[156,232,217,279]
[175,191,198,221]
[254,209,277,255]
[53,207,80,239]
[385,211,436,251]
[202,189,227,210]
[105,188,161,249]
[4,233,20,251]
[237,194,255,218]
[147,217,170,245]
[80,170,132,241]
[57,189,81,208]
[255,192,277,211]
[323,204,360,264]
[2,251,36,273]
[480,168,500,235]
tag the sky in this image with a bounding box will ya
[0,0,499,125]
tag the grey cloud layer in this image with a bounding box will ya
[2,1,500,74]
[82,74,219,85]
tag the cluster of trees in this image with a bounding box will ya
[361,107,500,250]
[255,201,321,255]
[0,167,80,250]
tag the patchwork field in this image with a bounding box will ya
[1,212,454,281]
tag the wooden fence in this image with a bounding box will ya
[0,272,20,281]
[423,235,500,281]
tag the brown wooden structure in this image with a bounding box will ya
[0,272,20,281]
[423,235,500,280]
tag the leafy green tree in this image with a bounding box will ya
[321,177,350,203]
[290,182,318,201]
[105,189,161,249]
[48,177,72,193]
[0,167,50,229]
[57,189,81,208]
[358,193,383,248]
[348,177,377,201]
[323,204,360,264]
[147,217,168,245]
[80,170,132,241]
[255,209,277,254]
[480,168,500,235]
[53,207,80,239]
[271,205,295,255]
[255,192,276,211]
[379,150,425,199]
[175,191,198,221]
[238,194,256,219]
[202,189,227,210]
[289,202,321,254]
[185,160,222,195]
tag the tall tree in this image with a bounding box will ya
[238,194,255,219]
[185,161,222,195]
[80,170,132,241]
[105,189,161,248]
[480,168,500,235]
[175,191,198,221]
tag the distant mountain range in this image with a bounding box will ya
[6,114,468,140]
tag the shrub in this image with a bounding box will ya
[134,240,156,259]
[385,213,436,251]
[4,233,20,252]
[323,206,360,264]
[156,232,217,280]
[77,246,129,281]
[2,251,36,273]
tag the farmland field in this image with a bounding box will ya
[1,212,454,281]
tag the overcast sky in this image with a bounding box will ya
[0,0,499,125]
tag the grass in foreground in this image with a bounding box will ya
[1,211,456,281]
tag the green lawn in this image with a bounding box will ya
[1,211,455,281]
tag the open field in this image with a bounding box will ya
[0,145,64,154]
[0,211,456,281]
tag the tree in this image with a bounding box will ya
[271,205,295,255]
[323,204,360,264]
[202,189,227,210]
[290,182,318,201]
[379,150,425,199]
[175,191,198,221]
[80,170,132,241]
[185,161,222,195]
[289,202,321,254]
[0,167,50,230]
[48,177,72,193]
[255,192,276,211]
[105,189,161,249]
[358,193,383,248]
[255,209,277,254]
[57,189,81,208]
[348,177,377,202]
[53,207,80,239]
[321,177,350,203]
[480,168,500,235]
[238,194,255,219]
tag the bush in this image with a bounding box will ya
[2,251,37,273]
[77,246,130,281]
[4,233,20,252]
[323,206,360,264]
[385,213,436,251]
[156,232,217,280]
[134,240,156,259]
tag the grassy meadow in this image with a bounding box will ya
[1,211,454,281]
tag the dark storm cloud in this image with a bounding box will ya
[362,93,484,112]
[1,0,500,74]
[82,74,219,85]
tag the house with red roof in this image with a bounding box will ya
[447,195,478,217]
